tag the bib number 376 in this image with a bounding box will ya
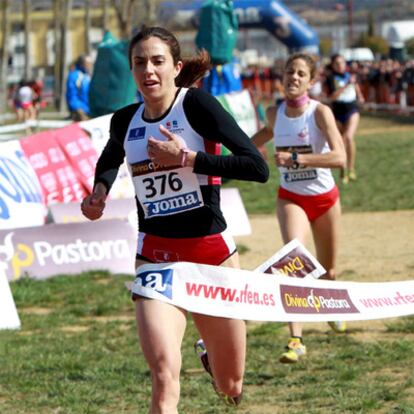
[142,172,183,198]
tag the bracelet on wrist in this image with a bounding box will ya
[180,148,190,167]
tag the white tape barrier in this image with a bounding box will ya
[132,241,414,322]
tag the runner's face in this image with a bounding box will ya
[283,58,312,99]
[332,57,346,73]
[131,36,182,102]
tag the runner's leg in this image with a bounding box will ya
[134,259,187,414]
[192,252,245,400]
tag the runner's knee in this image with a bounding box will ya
[214,374,243,397]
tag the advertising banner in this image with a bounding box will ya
[79,114,113,153]
[79,115,135,199]
[217,89,260,137]
[132,258,414,322]
[48,188,250,237]
[20,131,87,205]
[220,188,251,236]
[0,258,21,330]
[49,197,138,229]
[0,140,46,230]
[0,219,136,281]
[53,124,98,193]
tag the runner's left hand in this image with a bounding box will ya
[147,125,187,167]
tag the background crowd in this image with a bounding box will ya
[241,57,414,109]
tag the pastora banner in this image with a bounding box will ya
[0,219,136,281]
[132,244,414,322]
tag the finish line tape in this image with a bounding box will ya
[132,240,414,322]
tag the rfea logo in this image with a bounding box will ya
[134,269,174,299]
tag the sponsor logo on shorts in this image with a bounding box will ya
[280,285,359,314]
[128,127,146,141]
[135,269,173,299]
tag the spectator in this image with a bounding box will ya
[66,54,93,121]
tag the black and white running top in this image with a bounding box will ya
[94,87,269,238]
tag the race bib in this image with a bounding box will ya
[276,145,318,183]
[131,160,204,218]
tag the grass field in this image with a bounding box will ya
[1,112,414,414]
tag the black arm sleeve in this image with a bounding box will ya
[183,88,269,183]
[94,103,140,193]
[325,75,335,95]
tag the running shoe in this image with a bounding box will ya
[348,170,357,181]
[328,321,347,333]
[194,339,242,406]
[279,337,307,364]
[194,338,212,377]
[341,174,349,185]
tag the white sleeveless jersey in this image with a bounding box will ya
[124,88,217,219]
[274,100,335,195]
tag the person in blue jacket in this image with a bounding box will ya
[66,54,93,121]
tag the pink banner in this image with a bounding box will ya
[20,130,87,205]
[53,124,99,193]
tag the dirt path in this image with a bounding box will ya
[235,210,414,336]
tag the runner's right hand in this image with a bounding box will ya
[81,184,107,220]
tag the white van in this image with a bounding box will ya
[338,48,375,62]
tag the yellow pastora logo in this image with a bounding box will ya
[11,243,34,280]
[0,232,34,280]
[284,289,321,312]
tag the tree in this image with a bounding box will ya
[110,0,138,39]
[59,0,73,112]
[367,11,375,37]
[353,33,389,56]
[101,0,109,36]
[319,38,333,58]
[23,0,32,81]
[0,0,11,116]
[406,37,414,58]
[110,0,166,39]
[84,0,92,55]
[53,0,62,110]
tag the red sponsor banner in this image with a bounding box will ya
[53,124,99,193]
[279,285,359,314]
[20,130,87,204]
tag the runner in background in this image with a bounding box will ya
[251,53,346,364]
[325,54,365,184]
[13,80,35,123]
[81,26,269,413]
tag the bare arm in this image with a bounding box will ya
[251,106,277,147]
